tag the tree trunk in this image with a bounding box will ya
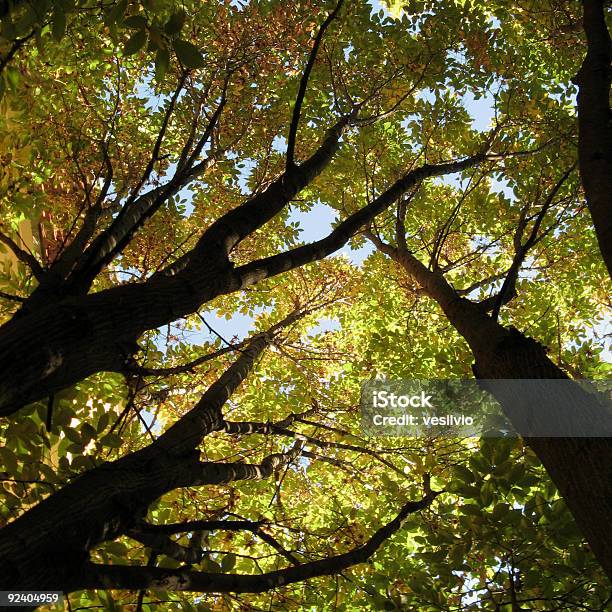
[0,444,200,590]
[390,248,612,581]
[0,253,237,416]
[577,0,612,277]
[470,328,612,582]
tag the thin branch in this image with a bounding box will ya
[286,0,345,170]
[126,342,239,377]
[0,290,26,303]
[179,78,229,177]
[488,164,576,319]
[127,303,320,376]
[79,491,439,593]
[129,72,188,202]
[65,92,226,292]
[222,420,407,477]
[40,146,113,289]
[0,230,44,279]
[0,29,35,75]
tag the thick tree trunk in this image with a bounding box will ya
[0,252,237,415]
[0,444,200,590]
[577,0,612,277]
[470,330,612,582]
[0,337,270,590]
[389,248,612,581]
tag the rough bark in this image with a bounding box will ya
[0,336,270,591]
[0,153,488,417]
[470,330,612,583]
[577,0,612,277]
[71,494,436,593]
[377,242,612,581]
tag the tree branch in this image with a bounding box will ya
[130,73,188,203]
[136,519,268,535]
[0,290,26,303]
[186,441,303,487]
[157,114,353,280]
[77,492,438,593]
[154,335,271,457]
[286,0,345,170]
[128,298,326,377]
[64,93,225,293]
[235,152,489,288]
[0,229,44,279]
[36,155,113,292]
[487,165,575,319]
[0,29,35,75]
[576,0,612,276]
[223,420,406,477]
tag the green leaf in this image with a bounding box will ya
[66,442,84,454]
[148,25,165,50]
[6,67,20,89]
[493,460,512,478]
[154,47,170,82]
[31,0,52,20]
[165,10,187,36]
[97,411,111,433]
[451,464,474,484]
[492,438,514,465]
[460,504,481,516]
[38,463,58,483]
[81,423,97,442]
[0,446,18,474]
[479,441,496,466]
[492,502,509,520]
[100,433,122,448]
[124,15,147,30]
[453,483,480,499]
[105,541,128,557]
[481,480,495,507]
[13,6,38,37]
[123,29,147,56]
[63,427,82,444]
[104,0,128,26]
[202,558,222,573]
[51,7,66,42]
[506,462,526,485]
[221,552,236,572]
[174,39,205,69]
[469,454,490,475]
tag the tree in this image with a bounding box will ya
[577,0,612,277]
[0,0,610,609]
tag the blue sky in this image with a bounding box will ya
[150,1,608,364]
[178,60,502,345]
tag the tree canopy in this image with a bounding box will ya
[0,0,610,610]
